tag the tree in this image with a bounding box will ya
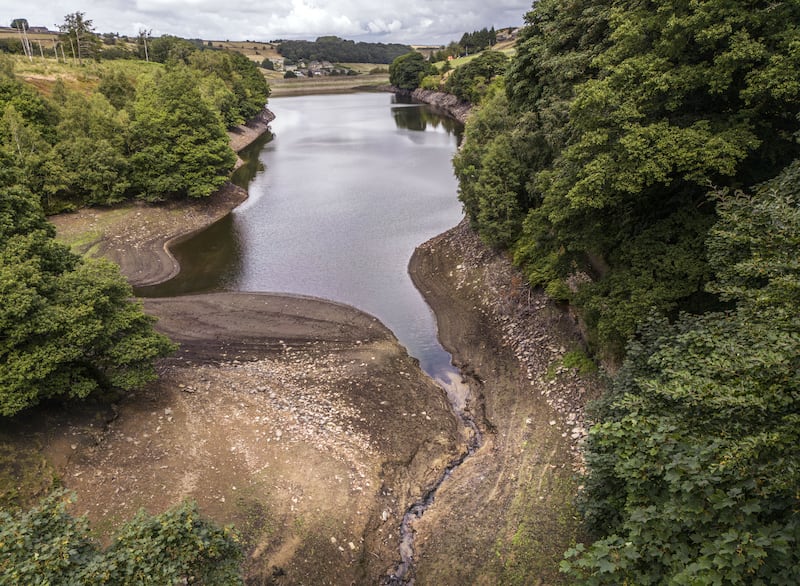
[48,92,130,206]
[129,67,236,201]
[456,0,800,353]
[58,12,101,65]
[0,187,175,416]
[389,52,436,90]
[261,58,275,70]
[97,69,136,110]
[9,19,28,30]
[0,491,243,584]
[563,161,800,583]
[444,50,508,103]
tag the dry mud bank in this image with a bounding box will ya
[5,293,465,584]
[408,219,601,584]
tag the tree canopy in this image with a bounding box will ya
[457,0,800,354]
[1,34,268,210]
[0,185,176,416]
[444,50,509,103]
[452,0,800,581]
[129,67,237,201]
[563,162,800,583]
[389,52,436,91]
[0,491,243,584]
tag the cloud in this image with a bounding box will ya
[7,0,532,44]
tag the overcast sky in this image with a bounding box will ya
[5,1,533,45]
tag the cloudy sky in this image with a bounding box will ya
[5,1,533,45]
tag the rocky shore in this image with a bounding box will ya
[406,218,601,583]
[407,89,472,124]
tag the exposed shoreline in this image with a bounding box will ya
[40,102,471,583]
[40,97,596,583]
[52,106,274,288]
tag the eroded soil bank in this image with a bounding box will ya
[407,219,602,584]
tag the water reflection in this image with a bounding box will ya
[135,214,243,297]
[231,131,271,188]
[391,103,463,140]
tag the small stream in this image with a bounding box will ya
[138,92,480,581]
[385,405,483,584]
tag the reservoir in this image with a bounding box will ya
[141,93,467,403]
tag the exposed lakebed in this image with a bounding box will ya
[43,93,590,584]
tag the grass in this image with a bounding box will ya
[547,348,598,380]
[7,54,162,97]
[0,437,58,512]
[494,447,585,585]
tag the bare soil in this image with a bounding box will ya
[407,220,602,584]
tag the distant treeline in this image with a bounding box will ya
[428,27,499,62]
[277,36,412,64]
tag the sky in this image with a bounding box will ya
[4,1,533,45]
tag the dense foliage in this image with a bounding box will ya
[458,27,498,54]
[278,36,411,64]
[452,0,800,581]
[0,45,268,209]
[0,491,243,584]
[389,52,437,90]
[456,0,800,354]
[563,163,800,583]
[0,184,176,416]
[128,67,236,201]
[444,50,509,103]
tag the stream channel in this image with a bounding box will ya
[139,92,479,581]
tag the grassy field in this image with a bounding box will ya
[6,54,161,96]
[269,72,390,97]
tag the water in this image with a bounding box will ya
[141,92,468,405]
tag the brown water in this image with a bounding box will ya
[139,92,468,403]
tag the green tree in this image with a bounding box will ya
[444,50,508,103]
[148,35,196,65]
[129,68,236,201]
[389,52,436,90]
[58,12,101,65]
[0,187,175,416]
[0,491,243,584]
[456,0,800,353]
[97,69,136,110]
[47,92,130,206]
[563,162,800,583]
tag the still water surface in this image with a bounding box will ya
[141,93,466,400]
